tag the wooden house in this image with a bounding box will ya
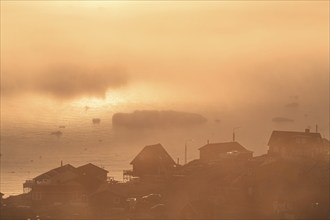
[76,163,108,182]
[267,129,326,160]
[29,179,88,206]
[33,164,78,185]
[199,141,253,163]
[74,163,109,191]
[130,144,176,177]
[24,163,109,206]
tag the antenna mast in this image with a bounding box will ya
[233,127,240,142]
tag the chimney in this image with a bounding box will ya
[207,139,209,144]
[177,158,180,165]
[316,124,318,133]
[305,128,310,133]
[61,160,63,167]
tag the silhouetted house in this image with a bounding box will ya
[75,163,109,191]
[77,163,108,182]
[33,164,78,185]
[199,142,253,163]
[24,163,109,206]
[267,129,326,160]
[130,144,176,177]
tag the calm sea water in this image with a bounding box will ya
[0,116,134,197]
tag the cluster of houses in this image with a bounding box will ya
[1,128,329,219]
[127,128,328,179]
[22,163,109,207]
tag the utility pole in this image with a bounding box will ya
[184,139,194,165]
[185,143,187,165]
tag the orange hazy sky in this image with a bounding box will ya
[1,1,329,128]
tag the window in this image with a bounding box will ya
[23,187,32,194]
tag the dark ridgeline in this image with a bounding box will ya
[1,128,329,219]
[130,143,177,177]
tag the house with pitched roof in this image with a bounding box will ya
[267,129,327,160]
[199,141,253,163]
[76,163,108,182]
[130,143,176,177]
[33,164,78,185]
[23,163,109,206]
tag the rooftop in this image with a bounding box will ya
[268,129,323,147]
[33,164,76,181]
[130,143,176,165]
[198,141,252,153]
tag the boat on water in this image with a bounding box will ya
[50,131,63,137]
[92,118,101,124]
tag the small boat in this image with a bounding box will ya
[50,131,63,137]
[92,118,101,124]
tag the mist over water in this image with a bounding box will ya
[1,101,329,196]
[0,4,329,220]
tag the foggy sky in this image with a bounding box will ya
[2,64,128,99]
[1,1,329,138]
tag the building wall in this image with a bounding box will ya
[78,167,108,182]
[133,162,173,176]
[200,149,220,161]
[30,186,87,207]
[269,143,327,161]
